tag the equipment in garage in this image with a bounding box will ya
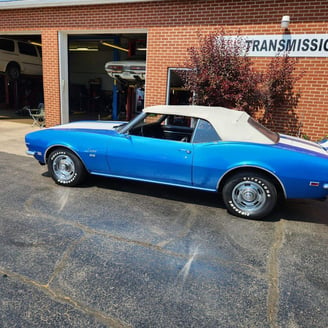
[67,34,146,121]
[105,60,146,120]
[0,73,43,111]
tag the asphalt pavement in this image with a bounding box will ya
[0,120,328,328]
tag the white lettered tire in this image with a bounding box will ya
[48,148,86,186]
[222,171,277,219]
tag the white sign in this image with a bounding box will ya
[228,34,328,57]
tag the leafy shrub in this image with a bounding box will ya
[180,32,262,115]
[260,54,301,133]
[179,30,301,134]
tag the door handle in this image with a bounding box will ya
[179,149,192,154]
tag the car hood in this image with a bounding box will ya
[51,121,127,131]
[278,134,328,156]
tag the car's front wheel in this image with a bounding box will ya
[222,171,277,219]
[48,148,86,186]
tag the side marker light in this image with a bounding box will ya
[309,181,320,187]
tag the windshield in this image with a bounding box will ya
[247,117,279,143]
[117,112,147,133]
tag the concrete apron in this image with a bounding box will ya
[0,121,40,157]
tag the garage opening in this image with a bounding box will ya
[0,35,43,118]
[67,33,147,123]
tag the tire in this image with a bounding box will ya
[6,63,20,81]
[48,148,86,186]
[222,171,277,219]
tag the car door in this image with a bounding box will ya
[191,119,223,190]
[106,133,193,186]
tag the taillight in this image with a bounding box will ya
[130,65,145,71]
[106,65,123,73]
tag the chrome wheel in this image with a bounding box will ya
[48,148,86,186]
[222,172,278,219]
[52,154,75,182]
[231,180,266,214]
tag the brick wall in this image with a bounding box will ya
[41,29,61,127]
[0,0,327,139]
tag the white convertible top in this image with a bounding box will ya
[144,105,276,144]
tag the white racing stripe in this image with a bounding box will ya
[279,134,327,155]
[51,121,126,131]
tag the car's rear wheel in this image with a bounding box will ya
[48,148,86,186]
[222,171,277,219]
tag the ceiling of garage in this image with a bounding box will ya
[0,33,146,58]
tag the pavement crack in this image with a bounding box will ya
[46,234,88,288]
[267,219,285,328]
[0,268,131,328]
[24,197,263,277]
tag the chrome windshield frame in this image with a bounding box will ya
[118,112,147,134]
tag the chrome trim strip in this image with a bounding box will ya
[91,171,216,192]
[217,165,288,198]
[44,144,88,171]
[44,144,70,162]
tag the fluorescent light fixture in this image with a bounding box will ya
[69,47,98,52]
[29,41,42,47]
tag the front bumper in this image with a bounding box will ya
[26,150,36,156]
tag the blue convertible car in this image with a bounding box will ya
[25,105,328,219]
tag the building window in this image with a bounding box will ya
[166,68,192,105]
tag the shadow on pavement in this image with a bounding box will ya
[74,174,328,226]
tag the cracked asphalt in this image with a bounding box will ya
[0,122,327,327]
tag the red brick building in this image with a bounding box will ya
[0,0,327,140]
